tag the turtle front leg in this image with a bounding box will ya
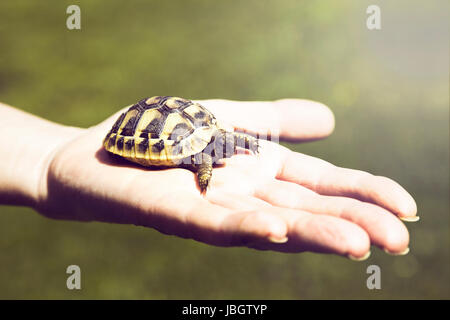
[233,132,260,154]
[196,152,213,193]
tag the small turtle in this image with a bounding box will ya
[103,96,259,192]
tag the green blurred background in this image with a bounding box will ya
[0,0,448,299]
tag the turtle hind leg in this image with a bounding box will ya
[233,132,260,154]
[196,152,213,193]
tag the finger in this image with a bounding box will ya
[205,187,370,258]
[135,190,288,247]
[256,179,409,254]
[247,207,371,259]
[198,98,335,142]
[278,148,418,219]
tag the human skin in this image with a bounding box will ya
[0,99,418,259]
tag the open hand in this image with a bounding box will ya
[37,99,417,260]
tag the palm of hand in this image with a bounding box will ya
[38,99,417,259]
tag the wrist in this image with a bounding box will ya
[0,103,83,207]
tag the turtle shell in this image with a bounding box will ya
[103,96,218,166]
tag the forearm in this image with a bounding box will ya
[0,102,82,207]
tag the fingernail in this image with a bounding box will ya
[384,247,410,256]
[268,236,289,244]
[348,251,371,261]
[400,216,420,222]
